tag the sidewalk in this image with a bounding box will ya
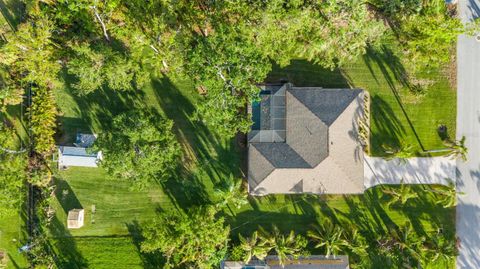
[456,1,480,268]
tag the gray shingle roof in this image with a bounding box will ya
[248,84,364,193]
[289,88,362,126]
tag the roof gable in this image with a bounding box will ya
[289,88,362,126]
[248,84,365,194]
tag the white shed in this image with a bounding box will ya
[58,146,102,168]
[67,209,85,229]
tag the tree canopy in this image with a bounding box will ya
[94,110,181,188]
[141,206,229,269]
[0,0,393,138]
[0,126,26,217]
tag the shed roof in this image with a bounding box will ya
[67,209,84,229]
[58,146,100,167]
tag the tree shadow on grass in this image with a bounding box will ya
[55,116,91,145]
[267,60,351,88]
[59,70,145,134]
[370,95,405,155]
[125,220,165,269]
[363,46,426,152]
[47,216,87,269]
[160,170,211,211]
[0,0,24,31]
[54,178,82,214]
[151,77,241,179]
[362,188,398,235]
[227,195,321,240]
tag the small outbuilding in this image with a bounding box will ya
[58,133,102,168]
[67,209,85,229]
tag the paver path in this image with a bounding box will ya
[456,0,480,268]
[363,156,456,189]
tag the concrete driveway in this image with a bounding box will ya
[456,0,480,268]
[364,156,456,189]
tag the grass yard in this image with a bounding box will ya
[48,43,457,268]
[0,97,29,269]
[268,46,456,156]
[0,212,28,269]
[50,168,455,268]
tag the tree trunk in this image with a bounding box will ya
[91,6,110,41]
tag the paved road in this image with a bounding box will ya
[363,156,455,189]
[456,1,480,268]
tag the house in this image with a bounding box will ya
[222,255,350,269]
[248,83,366,195]
[58,133,102,168]
[67,209,85,229]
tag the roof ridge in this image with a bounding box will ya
[288,88,363,127]
[287,88,328,126]
[249,145,276,188]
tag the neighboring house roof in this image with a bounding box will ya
[248,83,365,195]
[222,255,350,269]
[58,133,101,168]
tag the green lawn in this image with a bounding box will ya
[0,211,29,269]
[268,46,456,156]
[0,101,28,269]
[48,44,457,268]
[0,105,29,269]
[50,167,455,268]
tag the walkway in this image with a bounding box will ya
[363,156,456,189]
[456,0,480,268]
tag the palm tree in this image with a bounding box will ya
[214,174,248,213]
[382,180,418,207]
[444,136,468,161]
[382,143,415,164]
[238,231,271,263]
[307,220,345,258]
[433,181,464,208]
[423,234,457,266]
[262,226,308,266]
[391,221,426,263]
[342,226,368,257]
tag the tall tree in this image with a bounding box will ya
[250,0,386,69]
[237,231,271,263]
[382,181,419,207]
[0,126,26,217]
[422,233,457,266]
[141,206,229,269]
[433,181,462,208]
[213,174,248,212]
[308,220,345,258]
[0,15,60,155]
[186,24,271,138]
[94,110,182,188]
[262,226,308,266]
[342,226,369,258]
[444,136,468,161]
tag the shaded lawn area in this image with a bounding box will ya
[50,167,455,268]
[268,46,456,156]
[0,107,28,269]
[0,0,24,31]
[0,211,29,269]
[50,41,456,268]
